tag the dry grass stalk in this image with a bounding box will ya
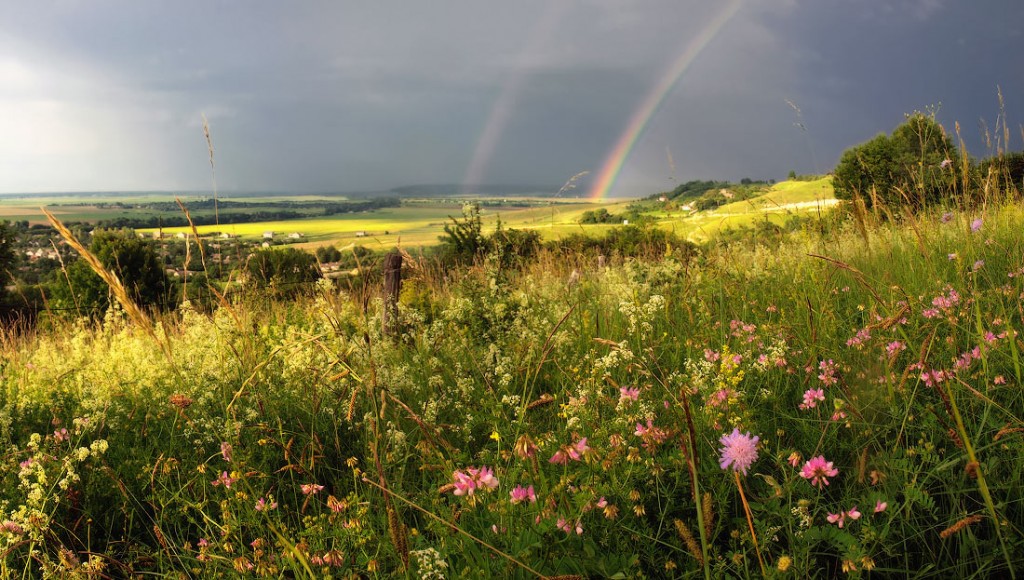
[175,197,208,272]
[42,208,153,334]
[702,492,714,538]
[673,518,703,565]
[526,393,555,411]
[387,506,409,570]
[202,114,220,227]
[939,515,982,539]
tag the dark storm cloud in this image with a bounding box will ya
[0,1,1021,194]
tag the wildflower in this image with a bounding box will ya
[940,212,954,223]
[940,158,953,169]
[619,386,640,402]
[53,428,69,443]
[556,517,583,535]
[874,500,888,513]
[255,497,277,511]
[301,483,324,495]
[818,359,839,386]
[549,450,569,465]
[971,217,983,232]
[211,471,237,488]
[886,341,906,356]
[827,506,861,528]
[948,253,958,261]
[994,375,1006,385]
[596,496,608,508]
[787,452,802,468]
[451,466,499,496]
[777,555,793,572]
[800,456,838,488]
[972,260,985,272]
[718,428,759,475]
[509,485,536,505]
[799,388,825,410]
[220,442,233,463]
[567,437,589,461]
[513,435,537,459]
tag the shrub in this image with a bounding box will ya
[834,111,958,210]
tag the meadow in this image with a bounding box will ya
[1,179,1022,577]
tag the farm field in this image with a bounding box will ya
[1,180,838,252]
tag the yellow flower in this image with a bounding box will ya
[489,431,501,442]
[777,555,792,572]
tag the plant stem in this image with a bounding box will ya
[735,471,767,576]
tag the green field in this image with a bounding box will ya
[1,180,837,250]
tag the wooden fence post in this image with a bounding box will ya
[382,252,403,336]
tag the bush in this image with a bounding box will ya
[834,111,958,210]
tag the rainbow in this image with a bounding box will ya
[461,4,569,193]
[588,0,743,201]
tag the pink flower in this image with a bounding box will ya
[799,388,825,410]
[567,438,589,461]
[886,341,906,355]
[874,500,888,513]
[220,442,233,463]
[452,466,499,496]
[971,217,983,232]
[800,456,838,488]
[994,375,1006,385]
[718,428,760,475]
[619,386,640,402]
[846,506,861,521]
[828,507,861,528]
[556,517,583,535]
[212,471,237,489]
[301,483,324,495]
[509,485,536,505]
[940,212,954,223]
[548,450,568,465]
[255,497,278,511]
[596,496,608,508]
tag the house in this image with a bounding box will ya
[287,232,303,239]
[355,231,368,238]
[658,196,667,202]
[263,231,275,239]
[175,232,187,239]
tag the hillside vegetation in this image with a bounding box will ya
[2,190,1024,577]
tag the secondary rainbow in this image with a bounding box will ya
[588,0,743,201]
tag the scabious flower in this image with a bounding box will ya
[800,456,838,488]
[971,217,983,232]
[718,428,759,475]
[509,485,536,505]
[799,388,825,410]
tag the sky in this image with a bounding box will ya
[0,0,1021,197]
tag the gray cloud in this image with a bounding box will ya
[0,1,1021,195]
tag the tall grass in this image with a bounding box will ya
[2,167,1024,576]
